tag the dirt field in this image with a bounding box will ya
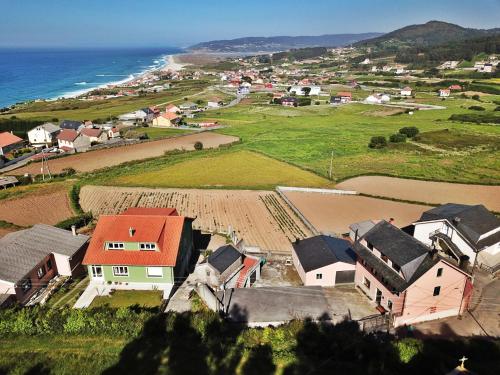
[80,186,312,254]
[0,227,16,238]
[336,176,500,212]
[282,191,431,235]
[0,184,74,226]
[12,132,238,175]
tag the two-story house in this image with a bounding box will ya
[352,220,473,327]
[0,224,89,306]
[413,204,500,271]
[56,129,91,152]
[27,123,61,147]
[82,207,194,298]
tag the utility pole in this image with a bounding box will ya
[328,150,334,180]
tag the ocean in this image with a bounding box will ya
[0,47,182,108]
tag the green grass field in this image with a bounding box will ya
[200,96,500,184]
[90,290,163,308]
[103,149,333,189]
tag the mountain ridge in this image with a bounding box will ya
[188,33,383,53]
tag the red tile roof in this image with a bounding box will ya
[83,208,186,267]
[57,129,79,142]
[0,132,23,148]
[337,92,352,98]
[236,257,259,288]
[80,128,103,138]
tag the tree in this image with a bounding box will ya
[389,133,407,143]
[368,136,387,149]
[399,126,419,138]
[194,141,203,151]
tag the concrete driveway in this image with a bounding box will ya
[322,285,378,320]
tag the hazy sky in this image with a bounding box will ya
[1,0,499,47]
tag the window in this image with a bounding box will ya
[112,266,129,276]
[387,300,393,310]
[367,242,374,250]
[147,267,163,278]
[316,273,323,280]
[380,253,388,263]
[437,268,443,277]
[37,266,46,279]
[433,286,441,296]
[107,242,124,250]
[46,259,52,270]
[20,279,32,293]
[91,266,103,278]
[140,243,157,251]
[393,263,401,272]
[363,277,371,289]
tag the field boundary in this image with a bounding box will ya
[277,186,357,195]
[275,187,319,236]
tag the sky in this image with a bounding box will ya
[1,0,499,48]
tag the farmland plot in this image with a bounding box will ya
[0,184,74,226]
[80,186,311,254]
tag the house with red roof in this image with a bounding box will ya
[80,128,108,143]
[56,129,91,152]
[0,132,24,156]
[81,207,194,298]
[152,111,180,127]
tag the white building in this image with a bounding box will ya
[400,87,412,96]
[27,123,61,147]
[439,89,451,97]
[365,94,391,104]
[118,109,149,122]
[413,204,500,270]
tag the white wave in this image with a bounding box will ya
[74,81,88,85]
[96,74,128,77]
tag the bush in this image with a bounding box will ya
[468,105,485,111]
[495,106,500,111]
[394,338,423,364]
[389,133,407,143]
[194,141,203,150]
[60,167,76,176]
[399,126,419,138]
[55,213,93,230]
[471,95,481,101]
[368,136,387,149]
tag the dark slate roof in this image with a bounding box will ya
[352,241,439,293]
[60,120,82,130]
[363,221,429,266]
[418,204,500,248]
[0,224,89,283]
[207,245,242,274]
[293,236,355,272]
[349,220,376,239]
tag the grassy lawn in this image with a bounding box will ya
[0,336,124,374]
[138,126,194,140]
[45,276,90,309]
[200,96,500,184]
[105,149,333,189]
[90,290,163,308]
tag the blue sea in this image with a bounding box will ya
[0,47,182,108]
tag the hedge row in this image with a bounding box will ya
[0,306,155,337]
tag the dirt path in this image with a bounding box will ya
[336,176,500,212]
[12,132,239,175]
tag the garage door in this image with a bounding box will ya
[335,270,355,284]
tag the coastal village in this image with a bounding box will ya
[0,19,499,375]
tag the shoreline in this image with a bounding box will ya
[1,52,187,108]
[54,53,187,101]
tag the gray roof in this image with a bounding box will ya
[418,204,500,249]
[60,120,82,130]
[207,245,242,274]
[349,220,376,239]
[363,221,429,266]
[0,176,18,187]
[293,236,355,272]
[30,123,60,134]
[0,224,89,283]
[352,241,438,293]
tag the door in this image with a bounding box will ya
[375,288,382,305]
[91,265,103,280]
[335,270,355,284]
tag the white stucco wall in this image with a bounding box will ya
[53,253,72,276]
[0,280,16,295]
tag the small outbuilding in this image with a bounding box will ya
[292,235,356,286]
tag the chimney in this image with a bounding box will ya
[129,227,135,237]
[71,225,76,236]
[389,218,395,225]
[453,217,461,225]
